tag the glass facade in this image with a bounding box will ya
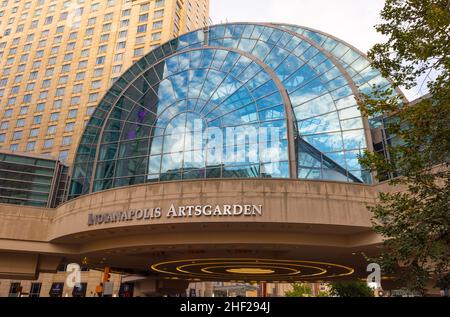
[70,23,402,199]
[0,151,69,207]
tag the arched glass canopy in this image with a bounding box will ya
[70,23,403,199]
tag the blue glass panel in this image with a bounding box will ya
[237,62,261,83]
[345,150,365,170]
[231,24,245,38]
[169,71,189,100]
[163,55,179,77]
[264,46,289,70]
[339,106,361,120]
[245,71,271,91]
[258,105,285,121]
[299,112,341,134]
[242,25,255,38]
[340,117,364,130]
[257,92,283,110]
[293,93,335,120]
[302,132,344,152]
[188,69,208,99]
[289,78,327,105]
[149,136,163,155]
[148,155,161,174]
[283,64,316,93]
[275,54,305,81]
[299,168,322,180]
[259,27,274,42]
[252,80,278,99]
[342,129,367,150]
[209,25,225,39]
[251,41,274,60]
[303,29,328,46]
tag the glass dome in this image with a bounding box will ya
[70,23,402,199]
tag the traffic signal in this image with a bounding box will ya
[103,266,111,283]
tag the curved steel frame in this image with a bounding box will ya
[71,22,404,197]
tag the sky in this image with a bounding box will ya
[209,0,425,100]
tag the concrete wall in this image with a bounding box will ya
[0,179,384,280]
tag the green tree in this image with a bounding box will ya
[330,281,374,298]
[285,283,312,297]
[357,0,450,294]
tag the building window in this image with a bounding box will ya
[104,13,113,21]
[53,100,63,109]
[4,109,13,118]
[9,144,18,152]
[100,34,110,42]
[12,131,22,140]
[62,136,72,146]
[59,76,68,85]
[98,44,107,54]
[65,122,75,132]
[29,128,39,138]
[59,150,69,163]
[0,133,5,143]
[19,106,29,115]
[73,84,83,94]
[76,72,86,81]
[112,65,122,73]
[153,21,163,29]
[16,119,25,127]
[96,56,106,65]
[0,121,9,130]
[102,23,112,32]
[152,32,161,41]
[155,0,165,8]
[139,13,148,23]
[137,24,147,33]
[78,60,88,69]
[50,112,59,121]
[71,96,81,105]
[114,53,124,62]
[47,125,57,135]
[91,80,101,89]
[56,87,65,97]
[43,139,53,149]
[36,103,45,112]
[68,109,78,119]
[29,283,42,297]
[85,27,94,36]
[135,36,146,45]
[86,107,95,116]
[118,30,127,39]
[23,93,34,103]
[26,141,36,151]
[89,93,99,102]
[61,64,71,73]
[154,10,164,19]
[33,115,42,125]
[8,283,21,297]
[134,47,144,57]
[93,68,103,77]
[81,49,90,57]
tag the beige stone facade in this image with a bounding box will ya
[0,0,209,163]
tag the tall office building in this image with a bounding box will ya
[0,0,209,164]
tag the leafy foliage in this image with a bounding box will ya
[357,0,450,294]
[285,283,312,297]
[330,281,374,297]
